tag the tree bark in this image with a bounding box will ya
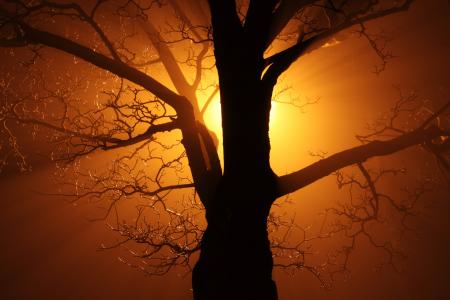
[193,64,279,299]
[193,172,278,300]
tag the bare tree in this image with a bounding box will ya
[0,1,449,299]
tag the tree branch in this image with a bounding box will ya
[266,0,315,47]
[14,23,190,114]
[140,18,194,99]
[166,0,211,91]
[301,0,415,55]
[11,115,178,150]
[200,85,219,116]
[1,21,214,205]
[277,125,448,197]
[104,121,180,150]
[37,1,121,61]
[263,0,415,84]
[244,0,278,54]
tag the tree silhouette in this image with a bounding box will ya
[0,1,449,299]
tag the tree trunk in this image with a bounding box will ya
[193,173,278,300]
[193,66,279,298]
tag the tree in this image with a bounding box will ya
[0,1,448,299]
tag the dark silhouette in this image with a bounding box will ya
[0,1,448,300]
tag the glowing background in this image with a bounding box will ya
[0,1,449,299]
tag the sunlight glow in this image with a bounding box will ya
[203,93,222,139]
[270,100,279,123]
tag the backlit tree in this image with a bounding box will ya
[0,1,448,299]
